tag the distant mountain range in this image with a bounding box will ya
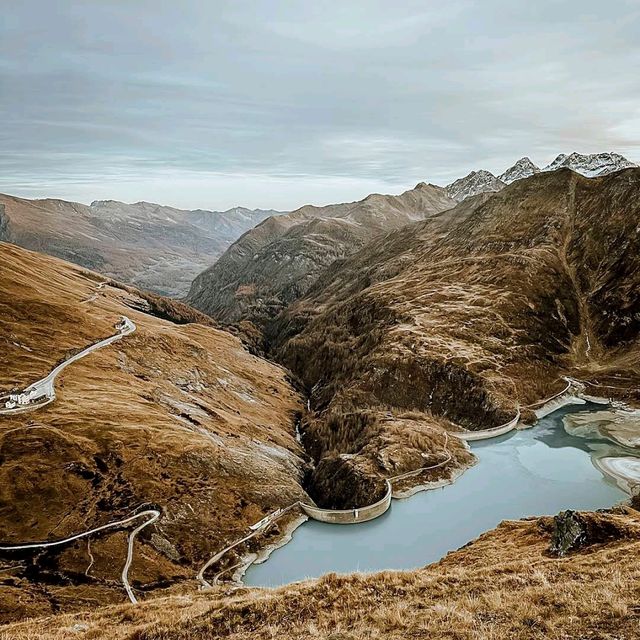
[0,152,635,302]
[445,152,637,201]
[0,195,283,297]
[189,151,637,326]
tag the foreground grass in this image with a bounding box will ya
[3,509,640,640]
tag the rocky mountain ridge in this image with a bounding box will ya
[541,151,636,176]
[445,170,506,201]
[446,151,636,201]
[187,182,456,327]
[498,156,540,184]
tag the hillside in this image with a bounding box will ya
[0,242,307,622]
[0,195,282,297]
[187,183,455,326]
[269,169,640,506]
[4,505,640,639]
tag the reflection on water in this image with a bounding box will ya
[244,406,633,588]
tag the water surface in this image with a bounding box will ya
[244,407,628,587]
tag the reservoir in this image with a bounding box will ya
[244,406,629,587]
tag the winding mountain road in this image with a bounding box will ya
[0,509,160,604]
[0,316,136,414]
[0,310,149,603]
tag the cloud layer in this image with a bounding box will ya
[2,0,639,209]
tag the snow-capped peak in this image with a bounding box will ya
[542,152,637,177]
[499,157,540,184]
[445,170,506,202]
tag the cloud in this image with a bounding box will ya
[1,0,639,209]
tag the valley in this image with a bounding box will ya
[0,242,309,621]
[1,160,640,638]
[0,194,283,297]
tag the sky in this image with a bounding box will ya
[2,0,640,211]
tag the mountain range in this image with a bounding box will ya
[187,181,455,327]
[0,195,283,297]
[445,151,637,202]
[188,152,637,331]
[269,167,640,507]
[1,156,640,631]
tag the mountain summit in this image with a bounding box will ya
[446,152,636,202]
[445,170,506,202]
[499,157,540,184]
[542,152,636,177]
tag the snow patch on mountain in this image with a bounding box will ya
[499,157,540,184]
[445,170,506,202]
[542,152,636,177]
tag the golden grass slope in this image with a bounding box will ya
[0,242,307,621]
[3,507,640,639]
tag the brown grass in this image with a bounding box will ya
[3,508,640,639]
[0,242,307,621]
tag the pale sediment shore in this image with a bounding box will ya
[391,457,477,500]
[231,512,309,585]
[564,407,640,449]
[592,455,640,495]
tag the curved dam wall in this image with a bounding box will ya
[455,409,521,442]
[300,480,392,524]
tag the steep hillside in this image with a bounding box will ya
[0,242,307,621]
[0,195,282,297]
[187,183,455,326]
[271,169,640,506]
[4,506,640,639]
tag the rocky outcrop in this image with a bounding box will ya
[445,170,506,201]
[549,510,588,555]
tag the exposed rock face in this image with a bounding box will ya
[542,152,636,177]
[550,510,587,555]
[269,169,640,506]
[0,194,283,297]
[445,170,506,201]
[0,242,307,620]
[187,183,455,327]
[499,157,540,184]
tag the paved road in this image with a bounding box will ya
[197,504,299,589]
[0,312,150,604]
[0,316,136,414]
[0,508,160,604]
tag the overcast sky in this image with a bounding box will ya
[2,1,639,210]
